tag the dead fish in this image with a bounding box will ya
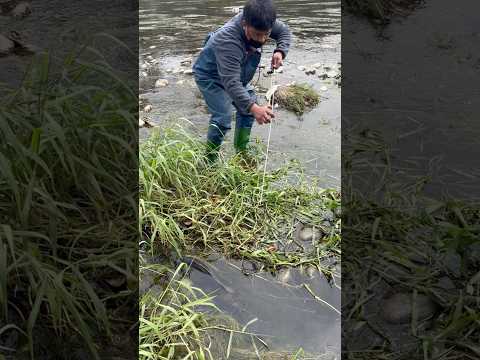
[277,268,291,284]
[381,292,439,324]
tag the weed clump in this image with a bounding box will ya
[275,84,320,115]
[140,125,340,270]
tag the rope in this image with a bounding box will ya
[259,67,275,204]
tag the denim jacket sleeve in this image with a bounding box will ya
[213,40,255,114]
[271,19,292,59]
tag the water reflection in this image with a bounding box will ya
[140,0,340,55]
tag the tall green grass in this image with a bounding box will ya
[0,48,137,358]
[139,125,340,270]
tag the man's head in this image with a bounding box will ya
[242,0,277,48]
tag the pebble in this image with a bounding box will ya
[312,62,322,69]
[318,73,328,80]
[11,2,31,18]
[149,45,156,49]
[298,227,322,242]
[297,65,306,71]
[138,118,145,127]
[320,86,328,91]
[146,55,153,61]
[141,71,147,77]
[326,69,339,78]
[0,34,14,56]
[276,66,284,73]
[381,292,438,324]
[183,69,193,75]
[443,251,462,278]
[141,63,148,69]
[155,79,169,87]
[465,243,480,268]
[177,79,185,85]
[143,105,152,113]
[305,68,316,75]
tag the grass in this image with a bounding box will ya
[0,44,137,358]
[342,126,480,359]
[139,124,340,271]
[274,84,320,116]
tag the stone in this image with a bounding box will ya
[276,66,284,73]
[139,118,145,127]
[381,292,438,324]
[149,45,156,49]
[11,2,31,18]
[177,79,185,85]
[297,65,306,71]
[326,69,339,78]
[141,63,148,69]
[141,71,147,77]
[305,68,316,75]
[320,86,328,91]
[298,227,322,242]
[0,34,14,56]
[465,243,480,268]
[155,79,169,87]
[146,55,153,61]
[312,62,322,69]
[183,69,193,75]
[143,105,152,113]
[318,73,328,80]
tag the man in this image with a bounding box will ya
[193,0,291,162]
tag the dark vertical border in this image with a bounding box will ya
[342,1,480,358]
[0,1,139,358]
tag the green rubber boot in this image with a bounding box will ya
[233,127,251,153]
[205,140,220,164]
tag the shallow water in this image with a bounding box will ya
[139,0,341,189]
[140,0,341,357]
[189,258,341,356]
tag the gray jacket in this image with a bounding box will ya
[193,13,291,114]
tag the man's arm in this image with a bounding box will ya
[270,19,292,59]
[214,40,255,114]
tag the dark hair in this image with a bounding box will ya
[243,0,277,31]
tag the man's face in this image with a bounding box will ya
[243,22,271,48]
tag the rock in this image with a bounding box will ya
[297,65,306,71]
[146,55,153,61]
[381,293,438,324]
[326,69,339,78]
[465,243,480,268]
[11,2,31,18]
[172,68,183,74]
[141,63,148,69]
[141,71,147,77]
[320,86,328,91]
[183,69,193,75]
[177,79,185,85]
[276,66,284,73]
[180,57,192,66]
[312,63,322,69]
[298,227,322,242]
[166,68,173,73]
[150,59,158,65]
[305,68,316,75]
[434,276,456,291]
[323,209,335,222]
[155,79,169,87]
[139,118,145,127]
[149,45,156,49]
[443,251,462,278]
[0,34,14,56]
[318,73,328,80]
[143,105,152,113]
[277,268,291,284]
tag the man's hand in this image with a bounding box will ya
[271,52,283,69]
[250,103,275,124]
